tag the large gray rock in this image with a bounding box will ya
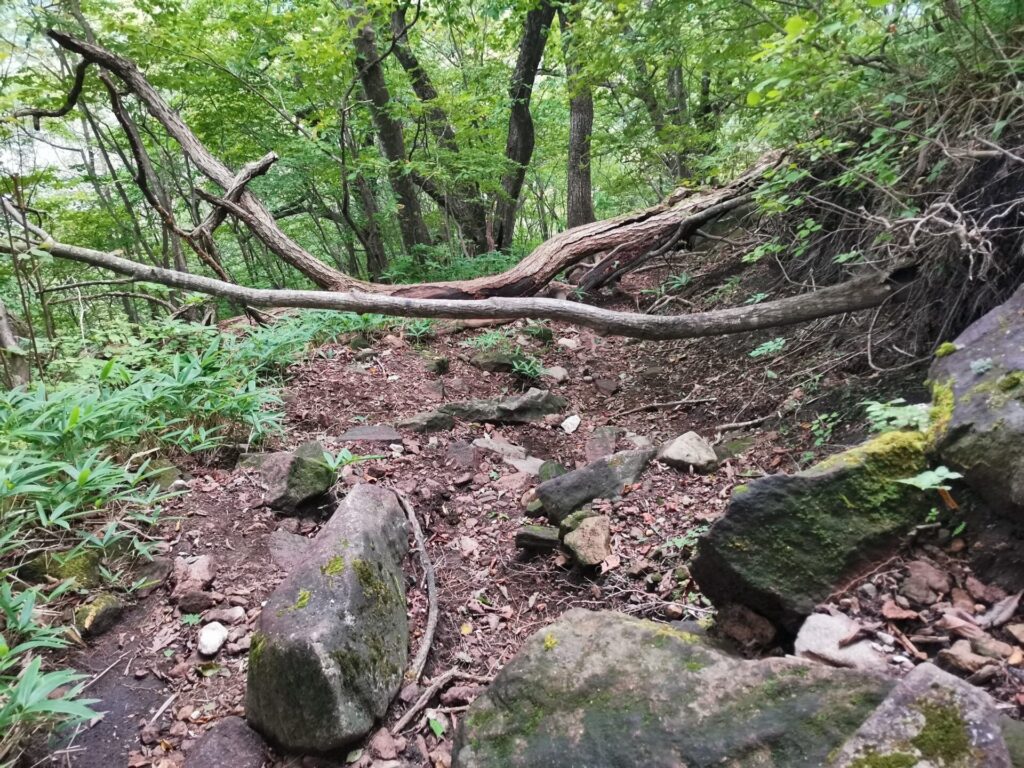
[241,440,335,513]
[400,389,565,433]
[930,284,1024,590]
[830,663,1013,767]
[186,717,266,768]
[246,484,409,753]
[690,431,932,634]
[452,609,892,768]
[535,448,654,523]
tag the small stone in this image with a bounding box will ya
[472,436,527,461]
[556,337,580,351]
[559,508,598,539]
[561,415,581,434]
[971,634,1015,659]
[425,356,449,375]
[900,560,951,606]
[178,590,219,614]
[1006,623,1024,644]
[664,604,684,620]
[563,516,611,567]
[368,728,399,760]
[338,425,402,442]
[657,432,718,473]
[542,366,569,384]
[197,622,228,657]
[938,639,995,674]
[205,606,246,625]
[594,378,619,396]
[857,583,878,601]
[515,525,560,553]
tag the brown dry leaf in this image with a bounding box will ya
[600,554,622,574]
[880,599,919,621]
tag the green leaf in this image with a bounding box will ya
[428,717,446,738]
[784,15,809,36]
[745,91,763,107]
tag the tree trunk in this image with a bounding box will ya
[559,6,596,229]
[494,0,557,251]
[346,8,432,253]
[389,8,489,255]
[0,299,30,388]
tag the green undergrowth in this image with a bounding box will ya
[0,310,377,765]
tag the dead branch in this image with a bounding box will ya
[13,60,91,129]
[391,668,492,735]
[0,223,914,340]
[611,395,717,419]
[395,491,437,684]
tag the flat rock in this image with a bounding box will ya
[658,431,718,473]
[185,716,266,768]
[339,425,402,442]
[246,484,409,753]
[400,389,565,433]
[506,456,545,476]
[514,525,560,553]
[472,436,526,461]
[691,432,932,634]
[901,559,952,606]
[205,605,246,625]
[172,555,217,599]
[535,449,654,524]
[830,662,1013,767]
[470,349,519,373]
[452,609,892,768]
[794,613,888,674]
[563,515,611,566]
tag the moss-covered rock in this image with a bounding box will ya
[452,609,892,768]
[830,662,1013,767]
[240,440,334,514]
[74,592,125,638]
[20,549,102,588]
[535,448,655,524]
[690,432,931,634]
[928,284,1024,591]
[245,485,409,753]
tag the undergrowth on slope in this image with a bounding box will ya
[0,310,381,765]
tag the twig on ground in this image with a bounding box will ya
[612,395,716,419]
[714,414,773,433]
[391,668,493,735]
[395,491,437,684]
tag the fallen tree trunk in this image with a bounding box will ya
[1,234,915,341]
[31,30,774,302]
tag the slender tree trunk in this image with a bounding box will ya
[345,5,432,252]
[494,0,557,251]
[0,299,30,388]
[390,7,489,254]
[559,6,596,229]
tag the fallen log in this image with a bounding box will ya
[1,231,916,341]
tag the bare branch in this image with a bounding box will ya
[0,228,913,341]
[13,60,91,130]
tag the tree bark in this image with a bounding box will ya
[346,6,432,253]
[494,0,557,251]
[559,6,596,229]
[0,299,30,388]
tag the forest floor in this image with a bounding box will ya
[34,261,1022,768]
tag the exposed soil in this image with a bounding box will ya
[28,263,1020,768]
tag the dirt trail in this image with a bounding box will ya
[34,267,915,767]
